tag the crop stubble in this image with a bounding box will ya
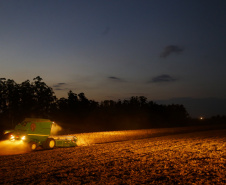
[0,129,225,184]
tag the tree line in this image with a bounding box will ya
[0,76,193,133]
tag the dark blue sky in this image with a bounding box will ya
[1,0,226,117]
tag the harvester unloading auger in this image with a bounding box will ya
[4,118,77,151]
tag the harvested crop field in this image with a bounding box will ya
[0,128,226,184]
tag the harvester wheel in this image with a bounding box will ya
[44,138,55,149]
[29,141,37,151]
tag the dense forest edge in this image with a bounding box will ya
[0,76,225,135]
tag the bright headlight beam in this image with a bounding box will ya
[10,135,15,139]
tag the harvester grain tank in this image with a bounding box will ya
[4,118,77,151]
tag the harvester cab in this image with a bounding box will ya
[5,118,77,151]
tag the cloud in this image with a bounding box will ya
[53,83,67,90]
[160,45,184,58]
[150,74,176,83]
[108,76,124,82]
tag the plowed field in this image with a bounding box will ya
[1,129,226,184]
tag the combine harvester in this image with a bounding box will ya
[4,118,77,151]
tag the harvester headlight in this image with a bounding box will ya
[21,136,26,140]
[10,135,15,140]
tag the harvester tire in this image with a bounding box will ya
[29,141,37,151]
[44,138,55,149]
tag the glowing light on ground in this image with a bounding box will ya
[0,140,29,155]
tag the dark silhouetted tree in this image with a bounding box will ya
[32,76,56,117]
[0,76,192,133]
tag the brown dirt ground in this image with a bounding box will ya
[0,129,226,184]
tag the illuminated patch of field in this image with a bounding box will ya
[0,129,225,184]
[74,125,225,146]
[0,140,29,155]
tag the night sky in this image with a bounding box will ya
[1,0,226,117]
